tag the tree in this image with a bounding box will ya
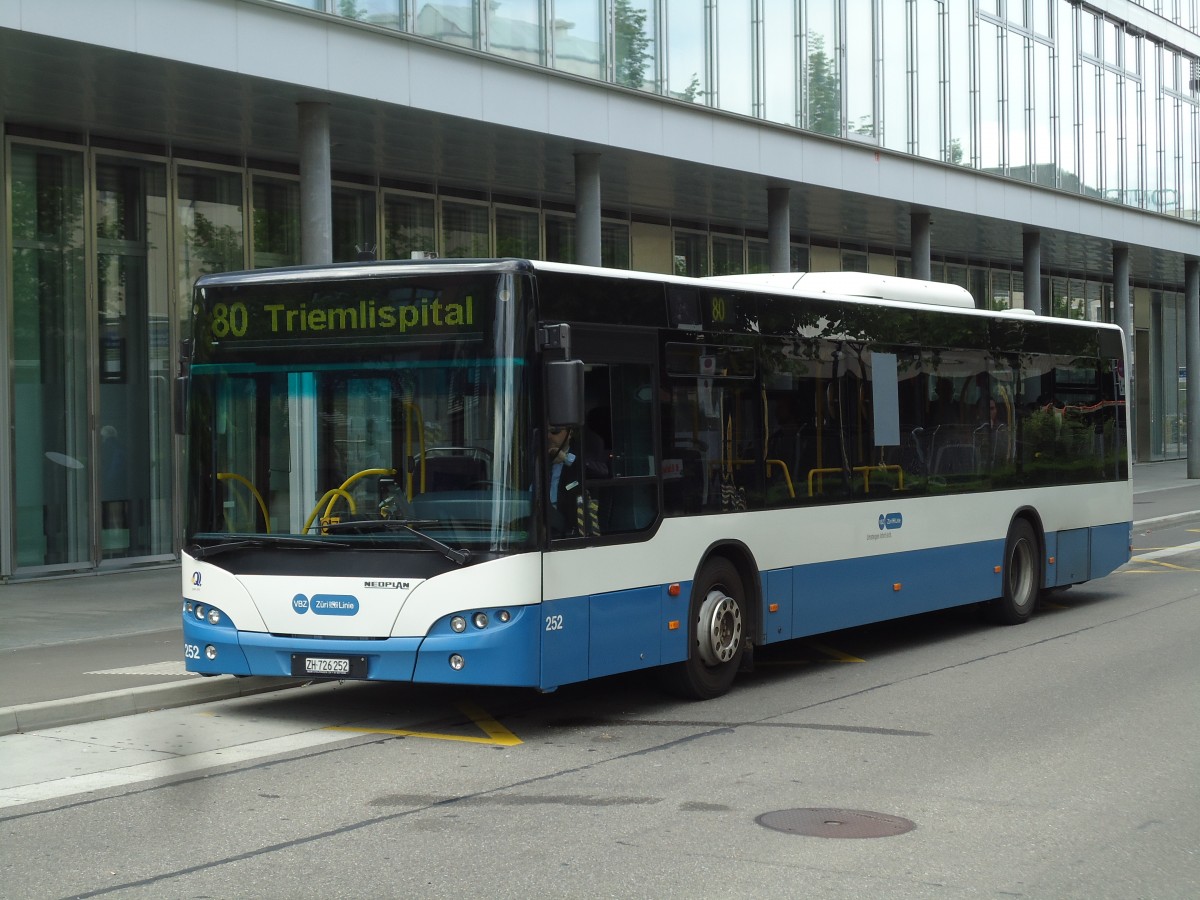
[806,33,841,136]
[614,0,652,90]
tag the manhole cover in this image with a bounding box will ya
[756,808,916,839]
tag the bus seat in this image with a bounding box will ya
[931,425,978,475]
[422,456,488,492]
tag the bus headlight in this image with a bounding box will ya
[207,608,221,625]
[472,612,489,629]
[195,605,206,620]
[450,616,467,633]
[496,609,511,623]
[205,645,218,660]
[449,654,465,670]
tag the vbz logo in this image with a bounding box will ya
[292,594,311,613]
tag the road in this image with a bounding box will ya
[2,519,1199,899]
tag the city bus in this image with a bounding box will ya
[179,259,1131,699]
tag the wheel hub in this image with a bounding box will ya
[697,589,742,666]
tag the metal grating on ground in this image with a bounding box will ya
[756,808,916,838]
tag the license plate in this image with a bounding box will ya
[291,654,366,678]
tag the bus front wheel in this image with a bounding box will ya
[662,557,746,700]
[987,519,1040,625]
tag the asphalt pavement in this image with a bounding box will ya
[2,459,1198,736]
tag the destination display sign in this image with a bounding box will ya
[196,280,487,347]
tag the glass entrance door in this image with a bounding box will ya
[94,156,173,561]
[10,144,90,571]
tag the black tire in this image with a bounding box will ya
[987,519,1040,625]
[661,557,746,700]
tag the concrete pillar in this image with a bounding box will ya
[1113,247,1133,346]
[910,211,931,280]
[1186,259,1200,478]
[574,152,602,267]
[1113,246,1135,458]
[298,102,332,265]
[1023,230,1042,315]
[767,187,791,272]
[1113,243,1132,458]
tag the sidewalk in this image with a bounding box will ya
[2,460,1199,736]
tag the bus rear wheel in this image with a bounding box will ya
[987,519,1040,625]
[662,557,746,700]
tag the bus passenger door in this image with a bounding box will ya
[542,328,661,688]
[548,328,660,543]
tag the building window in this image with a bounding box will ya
[384,192,436,260]
[415,0,478,49]
[177,164,245,318]
[553,1,605,79]
[711,234,745,275]
[601,220,631,268]
[673,229,708,276]
[332,186,377,262]
[441,199,491,257]
[495,205,541,258]
[252,176,300,269]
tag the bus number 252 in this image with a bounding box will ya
[545,615,564,632]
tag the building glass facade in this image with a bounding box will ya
[2,0,1198,579]
[298,0,1200,220]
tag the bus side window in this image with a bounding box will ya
[555,361,659,540]
[596,362,658,533]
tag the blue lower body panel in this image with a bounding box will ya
[184,522,1131,689]
[183,605,543,687]
[790,540,1005,638]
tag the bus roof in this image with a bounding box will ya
[195,259,1124,340]
[702,271,977,308]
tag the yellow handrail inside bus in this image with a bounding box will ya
[807,464,905,497]
[302,489,355,535]
[324,468,396,518]
[766,459,795,499]
[708,458,796,500]
[403,401,427,499]
[217,472,271,534]
[301,468,397,534]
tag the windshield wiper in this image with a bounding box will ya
[188,535,351,560]
[322,519,472,566]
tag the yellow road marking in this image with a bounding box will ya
[806,640,866,663]
[1132,558,1200,573]
[1120,569,1163,574]
[760,640,865,666]
[326,700,522,746]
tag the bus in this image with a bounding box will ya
[179,259,1131,699]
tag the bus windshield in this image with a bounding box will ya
[184,270,534,553]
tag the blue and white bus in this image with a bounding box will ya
[180,259,1131,699]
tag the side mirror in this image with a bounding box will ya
[546,359,584,428]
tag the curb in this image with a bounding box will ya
[1133,510,1200,528]
[0,675,306,737]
